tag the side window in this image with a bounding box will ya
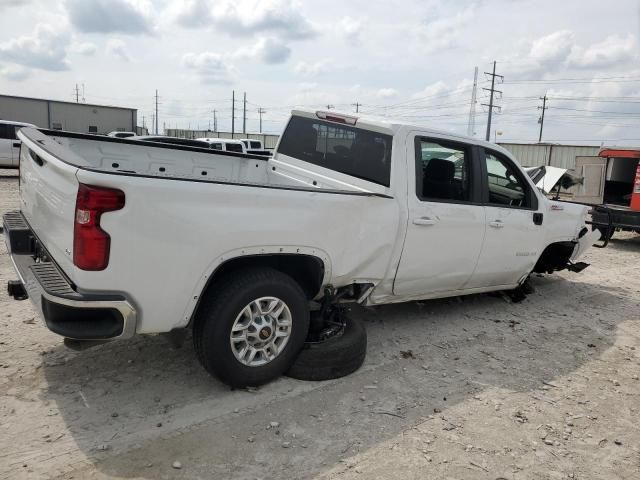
[0,124,11,139]
[415,138,471,202]
[484,151,531,208]
[88,126,98,133]
[211,143,223,150]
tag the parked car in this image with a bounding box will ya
[3,109,599,387]
[107,131,136,138]
[198,137,247,154]
[0,120,36,168]
[237,138,272,156]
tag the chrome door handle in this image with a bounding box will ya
[413,217,436,226]
[489,220,504,228]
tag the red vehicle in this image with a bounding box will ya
[574,148,640,243]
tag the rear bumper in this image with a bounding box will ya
[2,211,137,340]
[592,206,640,231]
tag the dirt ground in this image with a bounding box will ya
[1,169,639,480]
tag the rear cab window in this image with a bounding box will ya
[250,141,261,149]
[278,115,392,187]
[225,143,243,153]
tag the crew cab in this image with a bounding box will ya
[0,120,36,168]
[3,110,599,387]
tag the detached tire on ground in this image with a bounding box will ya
[193,267,310,388]
[286,317,367,381]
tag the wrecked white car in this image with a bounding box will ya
[3,109,600,386]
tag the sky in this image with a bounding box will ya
[0,0,638,144]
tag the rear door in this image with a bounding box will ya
[393,135,486,296]
[574,156,606,204]
[466,148,544,288]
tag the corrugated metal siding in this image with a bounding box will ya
[0,95,136,134]
[498,143,600,170]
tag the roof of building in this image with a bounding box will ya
[0,94,136,112]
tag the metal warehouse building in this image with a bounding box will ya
[498,142,600,170]
[0,94,137,134]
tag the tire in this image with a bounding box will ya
[193,268,309,388]
[286,317,367,381]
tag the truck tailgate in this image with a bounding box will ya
[18,130,80,279]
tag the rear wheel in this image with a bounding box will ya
[193,268,309,387]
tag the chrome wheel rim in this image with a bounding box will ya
[230,297,292,367]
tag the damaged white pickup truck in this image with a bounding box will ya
[3,109,599,386]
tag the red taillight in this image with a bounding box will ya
[315,111,358,125]
[73,184,125,271]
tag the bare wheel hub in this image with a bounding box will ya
[230,297,292,367]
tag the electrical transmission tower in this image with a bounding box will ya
[467,67,478,137]
[481,61,503,141]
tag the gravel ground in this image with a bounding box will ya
[1,169,639,480]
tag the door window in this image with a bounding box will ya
[484,151,534,208]
[0,124,17,140]
[415,138,472,202]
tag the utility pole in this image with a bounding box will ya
[326,104,334,110]
[74,83,80,103]
[538,94,548,143]
[481,61,503,142]
[151,114,155,135]
[467,67,478,137]
[154,89,159,135]
[142,115,145,130]
[351,102,361,113]
[213,110,217,132]
[231,90,235,137]
[258,108,266,133]
[242,91,247,135]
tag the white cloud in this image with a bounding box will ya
[66,0,155,35]
[294,60,329,76]
[569,34,637,69]
[182,51,234,84]
[530,30,575,66]
[0,0,31,7]
[106,39,131,62]
[340,16,362,45]
[419,6,475,53]
[412,81,448,99]
[72,41,97,56]
[376,88,398,98]
[0,64,30,81]
[297,82,318,92]
[0,22,71,71]
[235,36,291,64]
[167,0,212,28]
[211,0,316,39]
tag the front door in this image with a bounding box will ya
[466,148,544,288]
[393,135,486,296]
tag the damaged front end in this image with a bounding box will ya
[533,226,600,275]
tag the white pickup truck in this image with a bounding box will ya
[3,109,599,386]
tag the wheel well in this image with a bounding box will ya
[533,241,575,274]
[205,254,325,300]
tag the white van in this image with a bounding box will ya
[0,120,36,168]
[198,138,247,154]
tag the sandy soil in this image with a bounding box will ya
[0,169,639,480]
